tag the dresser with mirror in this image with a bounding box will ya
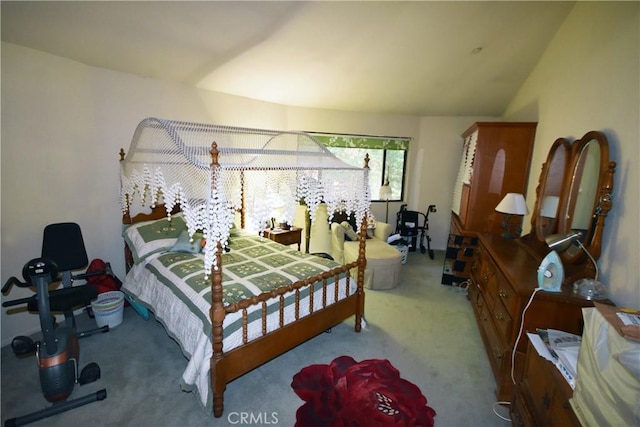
[465,130,616,410]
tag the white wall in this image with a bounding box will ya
[1,43,292,344]
[503,1,640,309]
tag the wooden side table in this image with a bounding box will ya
[263,227,303,251]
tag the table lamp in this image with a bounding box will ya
[379,183,392,222]
[495,193,528,239]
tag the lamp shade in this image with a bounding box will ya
[379,185,392,201]
[495,193,528,215]
[540,196,560,218]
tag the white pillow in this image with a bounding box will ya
[123,215,187,263]
[341,221,359,241]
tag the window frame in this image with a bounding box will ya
[308,132,410,202]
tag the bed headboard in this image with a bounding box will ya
[122,204,181,225]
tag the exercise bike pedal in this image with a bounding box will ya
[78,362,101,385]
[11,336,37,357]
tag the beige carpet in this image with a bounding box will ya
[1,251,511,426]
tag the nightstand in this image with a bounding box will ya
[510,339,581,427]
[263,227,302,251]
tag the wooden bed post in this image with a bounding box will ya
[304,206,311,254]
[354,153,370,332]
[210,240,225,418]
[209,142,226,417]
[240,171,246,229]
[355,214,367,332]
[119,148,132,225]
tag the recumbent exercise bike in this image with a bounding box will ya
[2,223,109,426]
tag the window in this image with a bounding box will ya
[310,133,410,201]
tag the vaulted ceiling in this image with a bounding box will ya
[1,1,575,116]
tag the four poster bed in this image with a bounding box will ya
[118,118,370,417]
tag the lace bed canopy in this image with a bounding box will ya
[120,118,371,275]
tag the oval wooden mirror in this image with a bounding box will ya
[533,138,570,240]
[524,130,616,283]
[558,131,615,267]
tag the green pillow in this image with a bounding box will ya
[171,230,204,254]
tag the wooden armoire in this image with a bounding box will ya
[442,122,537,286]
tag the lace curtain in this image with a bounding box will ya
[120,118,371,276]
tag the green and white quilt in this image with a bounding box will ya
[122,234,352,409]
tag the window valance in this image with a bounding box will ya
[311,133,410,151]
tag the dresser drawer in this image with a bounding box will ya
[275,230,301,246]
[468,277,482,311]
[472,245,496,296]
[511,386,535,427]
[470,245,483,277]
[492,296,514,346]
[483,265,498,308]
[519,340,581,427]
[479,299,506,378]
[496,276,518,318]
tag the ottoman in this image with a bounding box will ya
[343,239,402,290]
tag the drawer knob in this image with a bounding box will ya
[494,348,503,360]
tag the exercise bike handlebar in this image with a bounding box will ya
[2,276,30,295]
[2,276,38,307]
[2,294,37,308]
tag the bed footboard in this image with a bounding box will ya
[210,257,365,418]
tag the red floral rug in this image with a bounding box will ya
[291,356,436,427]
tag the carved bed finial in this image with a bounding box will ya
[210,141,219,167]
